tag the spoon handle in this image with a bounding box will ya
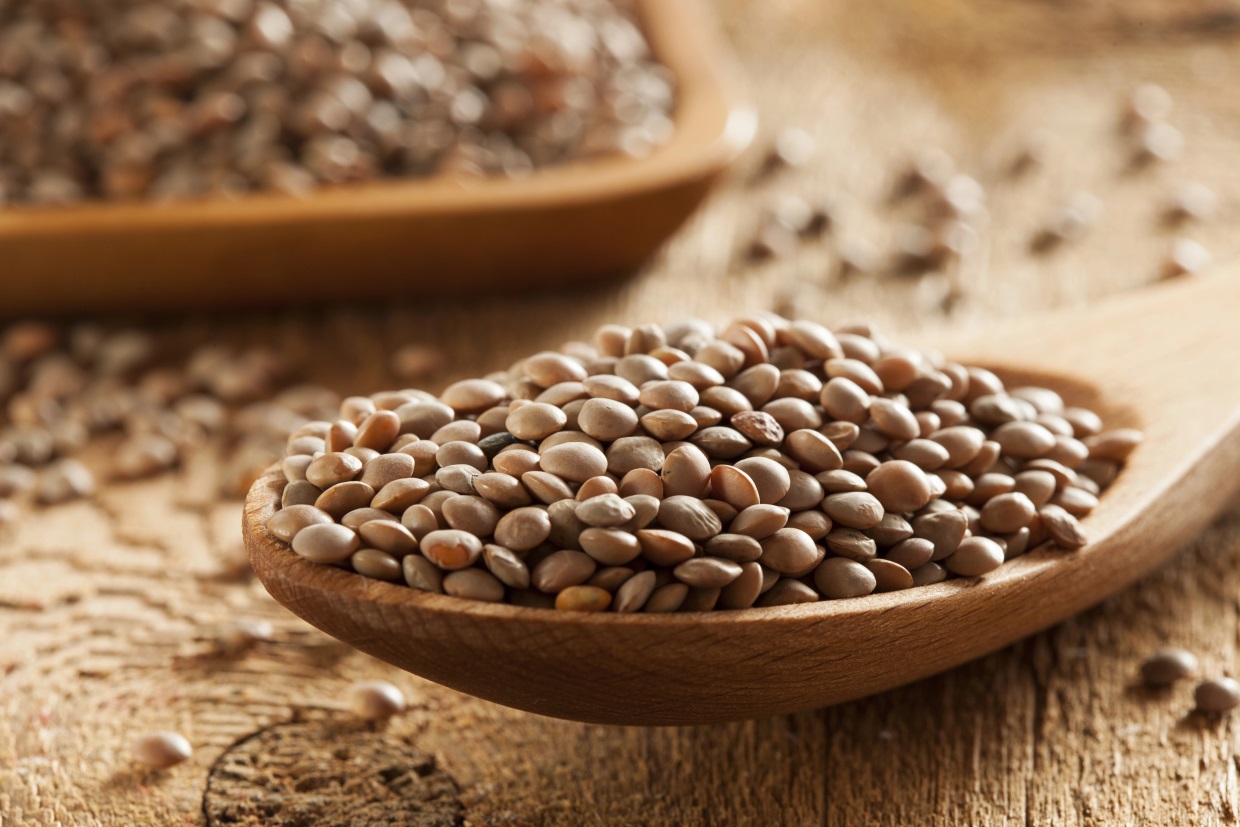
[951,271,1240,447]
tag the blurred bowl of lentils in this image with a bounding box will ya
[0,0,753,314]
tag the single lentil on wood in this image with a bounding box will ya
[265,314,1138,612]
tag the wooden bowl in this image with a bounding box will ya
[0,0,754,317]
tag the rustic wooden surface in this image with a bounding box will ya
[5,0,1240,823]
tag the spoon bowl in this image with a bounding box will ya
[245,274,1240,725]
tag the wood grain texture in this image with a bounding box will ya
[245,273,1240,724]
[7,0,1240,822]
[0,0,752,317]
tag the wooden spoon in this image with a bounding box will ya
[244,273,1240,725]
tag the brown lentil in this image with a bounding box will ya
[759,528,822,575]
[359,520,418,555]
[579,528,642,566]
[441,495,501,537]
[702,533,762,563]
[268,504,333,543]
[635,529,696,566]
[370,477,431,514]
[403,555,444,593]
[815,557,878,599]
[662,444,712,498]
[306,452,363,488]
[443,568,505,603]
[640,409,700,441]
[492,506,551,552]
[531,550,597,593]
[556,585,613,612]
[132,732,193,769]
[281,480,322,508]
[863,463,932,513]
[484,545,531,590]
[292,523,360,564]
[1141,648,1198,687]
[945,537,1005,577]
[1038,504,1088,550]
[588,567,637,593]
[351,548,403,581]
[866,513,913,547]
[506,403,568,441]
[643,582,690,613]
[755,580,819,607]
[619,468,664,498]
[421,529,484,570]
[1195,677,1240,714]
[822,492,885,530]
[349,681,406,722]
[674,557,744,589]
[606,436,666,475]
[315,481,375,519]
[658,495,723,540]
[614,570,659,612]
[979,492,1037,534]
[734,457,792,504]
[825,528,878,562]
[885,537,935,570]
[787,509,833,540]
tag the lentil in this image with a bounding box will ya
[554,584,612,612]
[443,568,505,602]
[1141,648,1198,687]
[945,537,1005,577]
[132,732,193,769]
[822,492,885,530]
[532,550,597,593]
[614,570,658,612]
[1195,677,1240,714]
[403,555,444,593]
[579,527,642,566]
[349,680,406,722]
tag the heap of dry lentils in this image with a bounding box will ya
[0,319,344,526]
[268,315,1141,612]
[0,0,673,205]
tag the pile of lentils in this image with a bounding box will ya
[0,0,674,205]
[0,319,344,525]
[267,314,1141,612]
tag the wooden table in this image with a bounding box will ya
[4,1,1240,823]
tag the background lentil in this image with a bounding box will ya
[0,0,676,206]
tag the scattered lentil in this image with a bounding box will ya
[1164,182,1215,224]
[1195,677,1240,715]
[348,680,406,722]
[1162,238,1211,279]
[1141,648,1198,687]
[132,732,193,769]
